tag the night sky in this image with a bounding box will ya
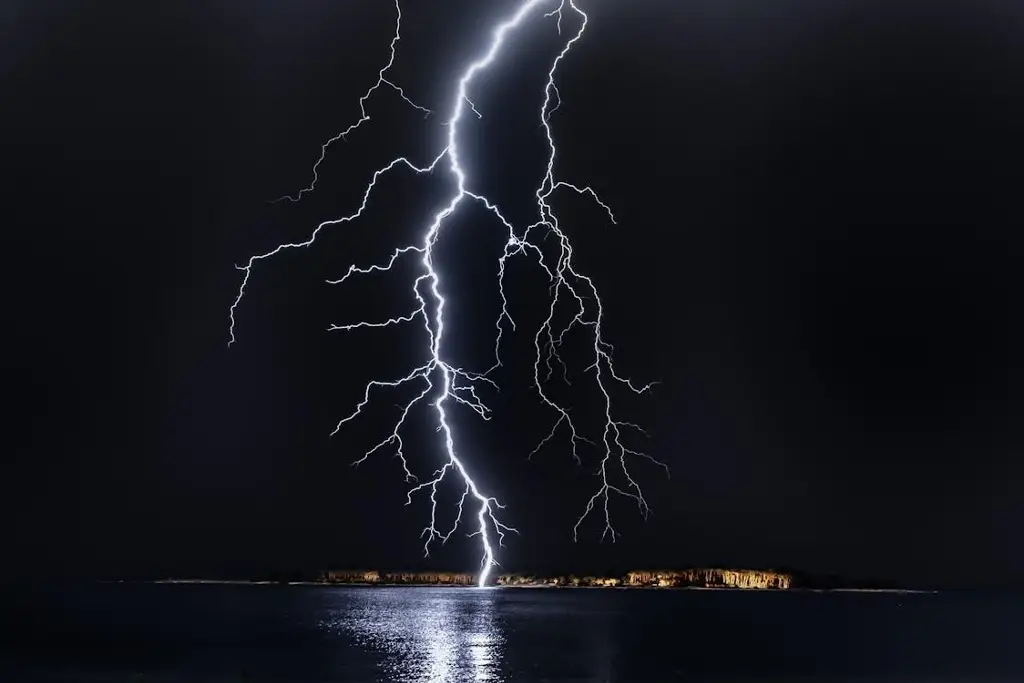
[5,0,1024,590]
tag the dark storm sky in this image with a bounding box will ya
[4,0,1023,589]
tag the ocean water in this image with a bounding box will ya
[2,583,1022,682]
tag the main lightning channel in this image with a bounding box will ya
[229,0,666,587]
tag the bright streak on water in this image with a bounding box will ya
[322,588,506,683]
[5,584,1024,681]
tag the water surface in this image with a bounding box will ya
[2,583,1022,681]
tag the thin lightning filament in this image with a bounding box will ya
[229,0,667,587]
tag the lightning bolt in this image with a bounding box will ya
[229,0,667,587]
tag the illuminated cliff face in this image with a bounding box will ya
[625,569,792,589]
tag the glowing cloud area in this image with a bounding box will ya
[228,0,667,587]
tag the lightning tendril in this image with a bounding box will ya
[229,0,667,587]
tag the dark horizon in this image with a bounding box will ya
[5,0,1023,592]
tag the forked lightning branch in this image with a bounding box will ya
[229,0,668,587]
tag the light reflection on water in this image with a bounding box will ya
[6,584,1024,681]
[320,587,505,682]
[311,586,1024,683]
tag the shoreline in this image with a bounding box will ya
[110,579,936,594]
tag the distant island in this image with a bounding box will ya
[147,567,927,591]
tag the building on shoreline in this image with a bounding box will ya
[625,568,791,589]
